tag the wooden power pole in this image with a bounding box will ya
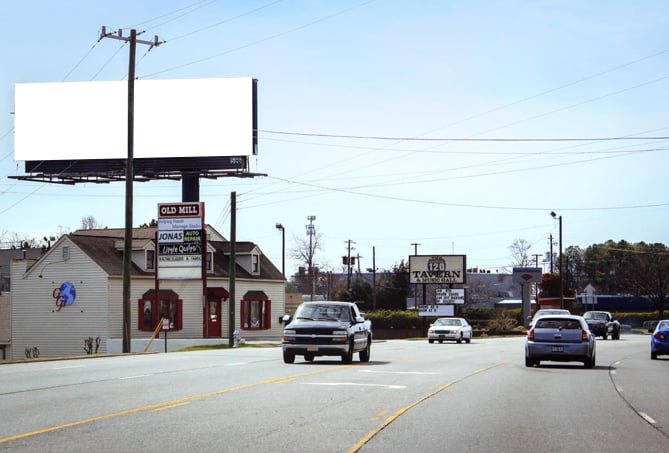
[100,27,162,353]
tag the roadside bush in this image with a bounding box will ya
[365,310,420,329]
[365,308,528,331]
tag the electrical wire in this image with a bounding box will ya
[167,0,284,42]
[139,0,378,78]
[260,130,669,142]
[129,0,216,29]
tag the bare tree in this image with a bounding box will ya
[290,231,322,295]
[0,231,39,248]
[80,215,104,230]
[508,238,532,267]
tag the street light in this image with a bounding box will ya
[550,211,564,309]
[275,223,285,279]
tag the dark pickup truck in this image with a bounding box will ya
[583,311,620,340]
[280,301,372,364]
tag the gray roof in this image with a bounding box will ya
[68,227,283,280]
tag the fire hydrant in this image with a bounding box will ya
[233,329,241,348]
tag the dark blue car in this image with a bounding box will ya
[650,319,669,360]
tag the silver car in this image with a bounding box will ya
[525,314,596,368]
[427,317,472,344]
[528,308,570,327]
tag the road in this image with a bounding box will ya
[0,334,667,452]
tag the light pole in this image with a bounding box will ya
[275,223,285,279]
[550,211,563,309]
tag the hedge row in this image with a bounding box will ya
[363,309,665,332]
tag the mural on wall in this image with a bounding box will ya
[53,281,76,311]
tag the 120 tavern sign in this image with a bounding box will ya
[409,255,466,284]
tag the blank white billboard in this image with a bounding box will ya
[14,77,256,160]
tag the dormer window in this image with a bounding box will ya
[252,254,259,273]
[146,250,155,270]
[206,252,213,272]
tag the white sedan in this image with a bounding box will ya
[427,317,472,344]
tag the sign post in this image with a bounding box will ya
[512,267,542,327]
[584,283,597,311]
[162,318,170,353]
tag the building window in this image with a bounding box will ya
[146,250,155,270]
[252,254,259,273]
[62,246,70,261]
[138,297,182,332]
[241,298,271,330]
[206,252,213,272]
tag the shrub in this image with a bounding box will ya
[365,310,420,329]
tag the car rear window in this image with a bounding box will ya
[535,318,581,330]
[435,319,461,326]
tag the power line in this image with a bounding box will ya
[129,0,215,29]
[259,130,669,142]
[140,0,378,78]
[251,175,669,212]
[167,0,284,42]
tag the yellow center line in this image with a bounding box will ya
[0,366,350,444]
[347,360,514,453]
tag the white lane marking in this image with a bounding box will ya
[359,370,437,375]
[119,374,151,380]
[639,412,657,424]
[304,382,406,389]
[224,362,248,366]
[52,365,86,370]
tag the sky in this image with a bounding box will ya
[1,0,668,279]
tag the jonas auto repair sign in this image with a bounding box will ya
[409,255,466,284]
[157,202,204,279]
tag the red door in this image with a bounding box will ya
[206,300,221,337]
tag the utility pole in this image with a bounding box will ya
[346,240,355,291]
[100,27,162,354]
[229,192,236,347]
[306,216,316,300]
[533,253,542,306]
[372,246,376,311]
[548,234,554,273]
[411,243,420,309]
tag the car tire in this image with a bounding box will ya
[428,339,434,344]
[438,340,443,344]
[341,340,354,364]
[359,337,371,362]
[584,355,595,369]
[465,336,471,344]
[304,354,314,362]
[283,351,295,364]
[525,356,537,367]
[651,351,658,360]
